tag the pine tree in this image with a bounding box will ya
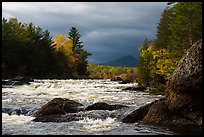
[68,27,83,54]
[168,2,202,58]
[154,7,172,50]
[68,27,91,76]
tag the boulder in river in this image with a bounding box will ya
[33,99,128,122]
[12,76,34,83]
[122,40,202,131]
[2,76,34,87]
[33,98,84,118]
[85,102,127,111]
[33,113,82,122]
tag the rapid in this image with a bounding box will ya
[2,79,174,135]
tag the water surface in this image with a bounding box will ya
[2,79,174,135]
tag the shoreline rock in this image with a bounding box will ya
[166,39,202,127]
[122,40,202,132]
[2,76,34,87]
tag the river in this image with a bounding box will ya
[2,79,175,135]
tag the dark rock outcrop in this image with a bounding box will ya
[85,102,127,111]
[33,99,128,122]
[122,40,202,131]
[2,80,15,87]
[12,76,34,83]
[2,76,34,87]
[33,98,83,118]
[119,79,131,84]
[166,39,202,126]
[121,98,159,123]
[110,77,123,81]
[33,98,84,122]
[2,107,33,116]
[33,113,82,122]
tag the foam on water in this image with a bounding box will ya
[2,113,34,124]
[76,117,119,133]
[2,79,171,135]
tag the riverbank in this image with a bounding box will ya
[121,40,202,135]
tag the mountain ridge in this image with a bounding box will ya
[101,55,137,67]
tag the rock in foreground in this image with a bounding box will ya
[33,98,83,118]
[122,40,202,131]
[33,98,127,122]
[166,39,202,126]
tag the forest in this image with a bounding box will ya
[2,2,202,94]
[136,2,202,94]
[2,21,91,79]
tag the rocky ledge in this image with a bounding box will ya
[122,40,202,133]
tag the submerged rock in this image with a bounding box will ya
[2,108,14,115]
[2,107,32,116]
[122,40,202,131]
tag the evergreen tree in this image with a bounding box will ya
[2,18,60,78]
[136,2,202,92]
[154,7,172,50]
[168,2,202,58]
[68,27,83,54]
[68,27,91,76]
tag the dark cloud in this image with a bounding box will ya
[2,2,168,64]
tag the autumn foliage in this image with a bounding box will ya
[2,18,90,79]
[137,2,202,94]
[88,64,138,82]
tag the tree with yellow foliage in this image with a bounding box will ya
[152,49,178,80]
[137,41,178,88]
[52,34,78,69]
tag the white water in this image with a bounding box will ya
[2,79,174,135]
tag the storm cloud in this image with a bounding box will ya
[2,2,168,64]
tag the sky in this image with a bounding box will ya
[2,2,168,64]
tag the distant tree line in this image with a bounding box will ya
[136,2,202,94]
[2,18,91,79]
[88,64,137,81]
